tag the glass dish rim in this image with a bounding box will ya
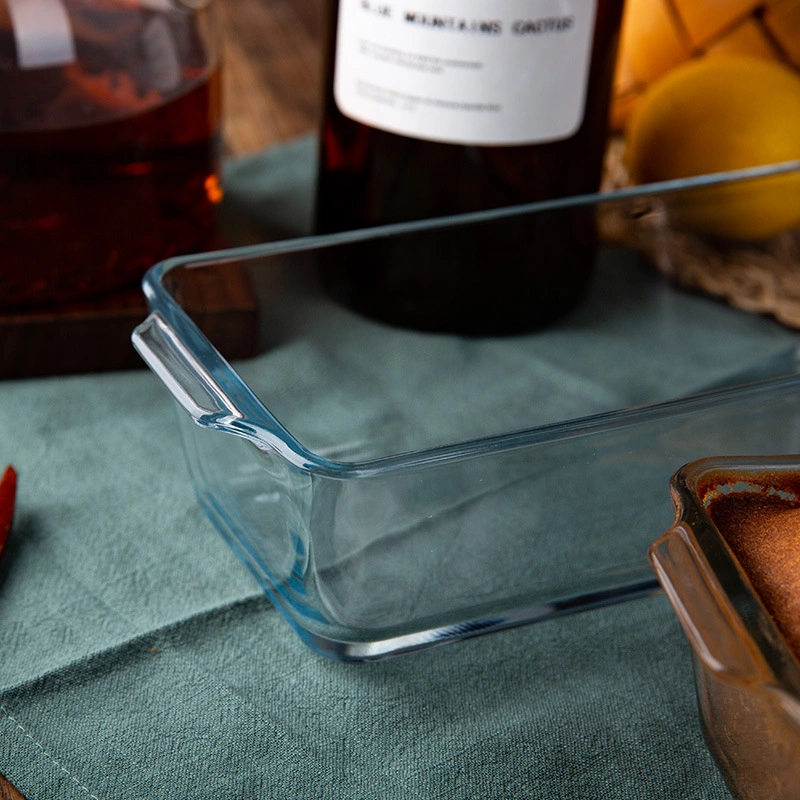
[135,161,800,480]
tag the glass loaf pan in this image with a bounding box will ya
[650,457,800,800]
[133,165,800,660]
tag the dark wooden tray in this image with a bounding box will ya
[0,266,258,380]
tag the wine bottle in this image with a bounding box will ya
[314,0,625,335]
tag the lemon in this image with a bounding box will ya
[625,55,800,240]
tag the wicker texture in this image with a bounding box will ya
[600,139,800,329]
[611,0,800,131]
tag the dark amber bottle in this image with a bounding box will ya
[314,0,625,335]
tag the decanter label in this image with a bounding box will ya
[8,0,76,69]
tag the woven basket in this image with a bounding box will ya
[599,138,800,330]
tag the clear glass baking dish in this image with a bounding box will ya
[649,456,800,800]
[133,163,800,660]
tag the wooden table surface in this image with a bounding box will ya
[0,1,325,795]
[219,0,325,158]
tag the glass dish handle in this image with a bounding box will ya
[132,312,243,425]
[649,525,766,681]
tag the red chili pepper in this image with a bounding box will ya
[0,465,17,559]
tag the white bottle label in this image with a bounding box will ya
[333,0,598,145]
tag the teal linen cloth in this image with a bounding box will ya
[2,136,797,798]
